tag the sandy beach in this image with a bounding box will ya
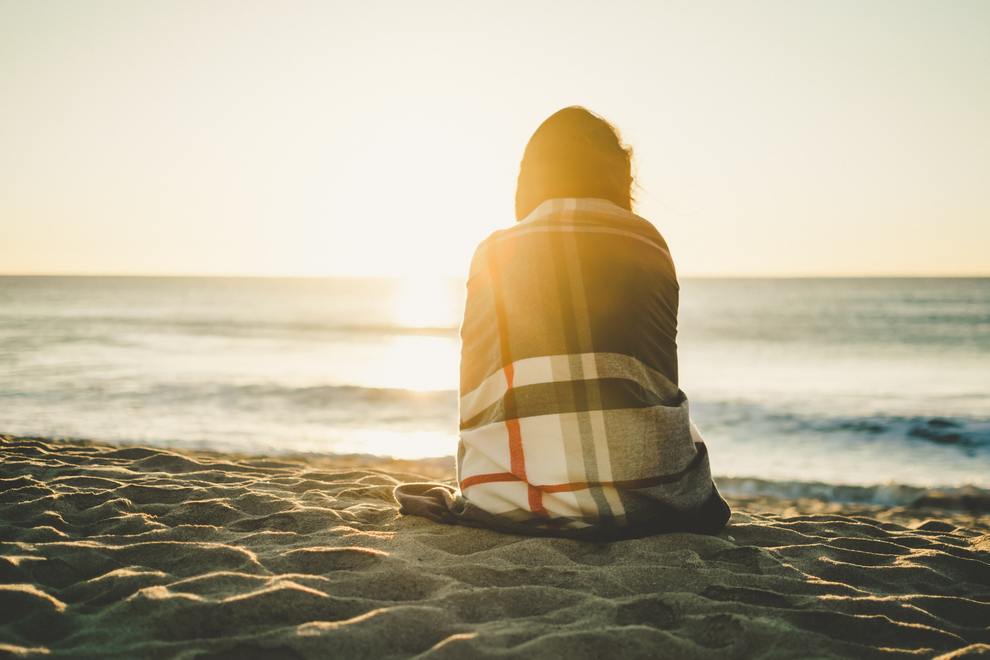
[1,435,988,659]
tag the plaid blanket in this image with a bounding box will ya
[396,197,729,538]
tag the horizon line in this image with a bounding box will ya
[1,272,988,280]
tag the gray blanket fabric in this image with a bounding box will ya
[395,197,729,538]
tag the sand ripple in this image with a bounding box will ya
[1,436,988,659]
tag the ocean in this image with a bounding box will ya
[2,276,988,499]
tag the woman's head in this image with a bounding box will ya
[515,106,633,221]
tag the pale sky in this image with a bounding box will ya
[2,0,988,277]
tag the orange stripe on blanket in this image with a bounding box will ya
[506,417,525,478]
[528,485,547,516]
[460,472,518,489]
[457,470,547,518]
[503,362,546,515]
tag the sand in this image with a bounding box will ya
[1,436,988,659]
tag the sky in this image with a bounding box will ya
[1,0,988,278]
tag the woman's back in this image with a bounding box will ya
[456,196,728,537]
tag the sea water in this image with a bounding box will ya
[1,276,987,494]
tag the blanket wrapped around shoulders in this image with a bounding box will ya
[395,197,729,539]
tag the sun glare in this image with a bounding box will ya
[392,277,461,330]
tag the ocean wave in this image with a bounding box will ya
[716,476,990,511]
[692,400,990,449]
[806,414,990,447]
[0,315,458,341]
[77,382,460,411]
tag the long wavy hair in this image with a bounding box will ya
[515,106,634,221]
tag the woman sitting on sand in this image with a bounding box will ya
[396,106,729,539]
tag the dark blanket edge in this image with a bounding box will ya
[394,482,731,541]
